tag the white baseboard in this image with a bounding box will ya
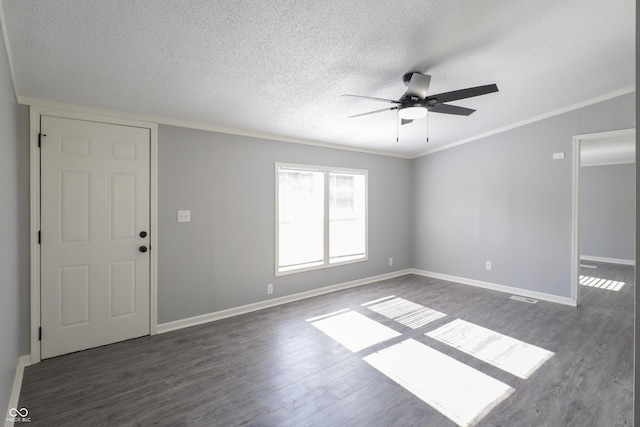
[410,269,577,307]
[579,255,635,266]
[4,355,31,427]
[157,269,413,334]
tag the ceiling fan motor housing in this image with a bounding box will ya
[402,71,421,86]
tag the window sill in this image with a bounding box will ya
[276,256,368,277]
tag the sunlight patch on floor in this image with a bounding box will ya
[580,275,625,291]
[361,295,396,306]
[308,310,401,352]
[364,339,514,427]
[363,296,446,329]
[305,308,350,322]
[426,319,554,379]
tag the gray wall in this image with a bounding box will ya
[158,125,413,323]
[413,93,635,298]
[0,30,30,416]
[580,163,635,261]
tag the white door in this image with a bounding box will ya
[40,116,150,359]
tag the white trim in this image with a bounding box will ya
[571,134,581,305]
[573,128,637,142]
[28,108,40,363]
[149,121,159,335]
[410,269,577,307]
[580,255,635,266]
[4,355,31,427]
[0,2,19,102]
[414,87,636,159]
[29,105,159,363]
[157,269,411,334]
[18,97,412,159]
[571,128,636,308]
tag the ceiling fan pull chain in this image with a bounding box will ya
[426,112,429,143]
[396,110,399,142]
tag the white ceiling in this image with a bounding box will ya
[1,0,635,157]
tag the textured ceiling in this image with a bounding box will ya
[1,0,635,157]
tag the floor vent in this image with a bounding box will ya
[509,295,538,304]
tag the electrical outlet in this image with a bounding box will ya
[267,284,273,295]
[486,261,492,271]
[389,257,394,266]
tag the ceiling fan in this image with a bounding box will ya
[343,72,498,126]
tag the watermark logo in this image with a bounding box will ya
[6,407,31,423]
[9,408,28,417]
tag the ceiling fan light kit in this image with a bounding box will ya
[398,105,428,120]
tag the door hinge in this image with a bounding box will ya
[38,231,41,244]
[38,133,46,148]
[38,327,41,341]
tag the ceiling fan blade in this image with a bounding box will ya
[427,84,498,104]
[341,94,401,104]
[347,106,398,118]
[405,73,431,100]
[401,119,413,126]
[428,104,476,116]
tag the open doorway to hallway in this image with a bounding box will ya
[572,128,635,305]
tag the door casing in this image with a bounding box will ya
[570,127,635,306]
[29,104,158,363]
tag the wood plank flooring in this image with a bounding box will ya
[18,263,633,426]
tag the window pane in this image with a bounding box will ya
[278,169,324,271]
[329,172,365,263]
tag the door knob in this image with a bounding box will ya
[139,246,148,253]
[139,231,147,238]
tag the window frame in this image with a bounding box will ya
[275,162,368,276]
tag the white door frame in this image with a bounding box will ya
[571,127,635,306]
[29,104,158,363]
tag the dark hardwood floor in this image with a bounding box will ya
[18,263,633,426]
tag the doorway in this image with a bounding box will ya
[571,128,636,305]
[29,106,159,362]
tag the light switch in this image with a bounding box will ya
[552,152,565,160]
[177,210,191,223]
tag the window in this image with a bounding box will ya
[276,163,367,275]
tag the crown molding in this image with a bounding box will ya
[16,85,635,162]
[0,0,19,103]
[16,96,413,159]
[412,86,636,159]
